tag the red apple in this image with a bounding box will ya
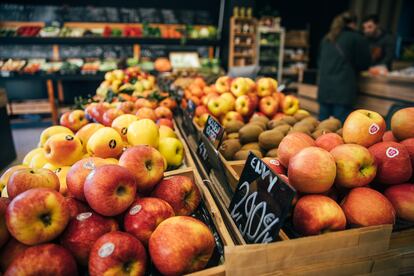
[149,216,215,275]
[89,231,147,276]
[136,107,157,121]
[315,133,344,152]
[84,165,136,216]
[221,111,244,127]
[102,108,124,127]
[6,188,69,245]
[343,109,386,147]
[135,98,153,109]
[293,195,346,235]
[259,96,279,117]
[330,144,377,188]
[151,175,201,215]
[87,103,110,124]
[4,244,77,276]
[215,76,232,93]
[61,211,118,265]
[64,196,91,219]
[7,168,59,199]
[59,111,72,130]
[277,132,315,167]
[195,105,209,117]
[68,109,89,131]
[288,147,336,193]
[66,157,111,201]
[157,118,174,130]
[235,95,256,117]
[391,107,414,141]
[368,142,412,185]
[155,106,173,120]
[341,187,396,227]
[0,238,29,272]
[118,101,136,114]
[384,183,414,222]
[401,138,414,170]
[382,130,398,142]
[0,197,10,248]
[124,197,174,245]
[262,157,286,175]
[119,145,165,194]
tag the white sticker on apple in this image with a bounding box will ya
[98,242,115,258]
[368,123,380,135]
[76,212,92,221]
[386,147,399,158]
[269,159,280,166]
[129,204,142,215]
[83,160,96,170]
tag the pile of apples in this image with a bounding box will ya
[58,97,182,170]
[96,67,159,98]
[179,75,304,128]
[265,108,414,236]
[0,144,216,275]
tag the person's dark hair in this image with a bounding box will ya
[326,12,357,42]
[362,14,379,24]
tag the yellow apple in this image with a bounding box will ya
[43,133,84,166]
[39,126,74,147]
[22,148,43,166]
[43,163,59,171]
[87,127,124,159]
[220,92,236,112]
[111,114,139,141]
[75,123,104,151]
[29,150,49,169]
[127,119,159,148]
[158,137,184,168]
[159,125,177,139]
[105,158,119,165]
[54,166,71,195]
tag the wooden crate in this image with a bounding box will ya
[173,120,197,170]
[390,228,414,275]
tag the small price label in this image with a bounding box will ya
[182,100,197,136]
[229,152,296,244]
[203,116,224,149]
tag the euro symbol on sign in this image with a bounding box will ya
[109,139,117,149]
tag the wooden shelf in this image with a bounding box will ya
[234,43,253,48]
[233,32,255,37]
[285,42,309,48]
[234,53,254,58]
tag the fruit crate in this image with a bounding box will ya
[390,228,414,275]
[173,120,197,170]
[163,167,234,275]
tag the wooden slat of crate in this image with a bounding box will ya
[359,75,414,103]
[8,100,51,115]
[390,228,414,275]
[297,83,318,99]
[356,95,395,117]
[297,95,319,114]
[173,120,197,169]
[187,264,225,276]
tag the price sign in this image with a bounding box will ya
[202,116,224,149]
[229,152,296,244]
[169,52,200,69]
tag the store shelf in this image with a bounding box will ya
[234,43,253,48]
[260,44,280,48]
[284,42,309,48]
[233,32,255,37]
[0,36,219,46]
[0,72,106,81]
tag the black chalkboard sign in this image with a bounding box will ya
[229,152,296,244]
[202,115,224,149]
[182,100,196,136]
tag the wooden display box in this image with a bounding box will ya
[390,228,414,275]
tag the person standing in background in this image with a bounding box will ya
[362,14,395,69]
[317,12,371,122]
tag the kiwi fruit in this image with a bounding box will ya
[226,132,239,140]
[267,120,288,130]
[281,116,297,125]
[238,124,263,144]
[294,121,316,132]
[249,120,267,131]
[301,117,319,127]
[225,120,245,134]
[273,124,291,135]
[219,139,242,160]
[290,125,311,135]
[241,142,262,151]
[336,128,343,136]
[311,128,332,139]
[258,130,284,150]
[250,114,270,125]
[294,112,310,121]
[234,149,263,160]
[266,148,279,157]
[317,117,342,132]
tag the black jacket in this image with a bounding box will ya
[367,29,395,69]
[317,29,371,106]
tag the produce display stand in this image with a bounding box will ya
[390,228,414,274]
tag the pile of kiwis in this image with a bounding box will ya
[219,113,342,161]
